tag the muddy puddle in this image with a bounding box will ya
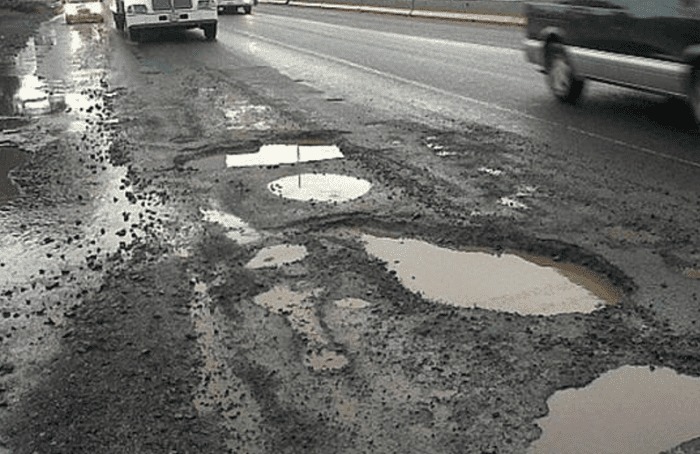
[253,285,349,371]
[201,208,262,244]
[363,235,621,315]
[0,146,26,202]
[334,297,371,309]
[529,365,700,454]
[268,173,372,203]
[245,244,307,269]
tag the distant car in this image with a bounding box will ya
[218,0,253,14]
[64,0,104,24]
[524,0,700,125]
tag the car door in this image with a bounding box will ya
[619,0,694,95]
[569,0,634,80]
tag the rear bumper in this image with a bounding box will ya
[126,11,216,29]
[217,1,251,10]
[524,38,545,68]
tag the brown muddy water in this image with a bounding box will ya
[529,365,700,454]
[0,146,25,202]
[268,173,372,203]
[363,235,621,315]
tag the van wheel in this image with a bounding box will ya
[113,13,124,31]
[690,68,700,126]
[546,43,584,104]
[203,24,217,41]
[129,28,141,42]
[244,6,251,13]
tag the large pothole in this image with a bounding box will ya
[363,234,622,316]
[529,365,700,454]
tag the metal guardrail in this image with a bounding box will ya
[261,0,525,24]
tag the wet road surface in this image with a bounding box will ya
[0,5,699,454]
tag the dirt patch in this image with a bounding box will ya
[4,244,227,454]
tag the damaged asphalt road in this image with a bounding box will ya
[1,5,700,454]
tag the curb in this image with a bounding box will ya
[260,0,525,25]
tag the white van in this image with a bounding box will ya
[110,0,218,42]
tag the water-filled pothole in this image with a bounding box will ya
[227,144,343,168]
[529,366,700,454]
[245,244,307,269]
[363,235,621,315]
[0,146,26,202]
[201,209,261,244]
[268,173,372,203]
[334,297,371,309]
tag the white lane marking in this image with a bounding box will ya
[248,12,522,56]
[224,26,700,170]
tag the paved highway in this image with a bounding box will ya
[216,5,700,174]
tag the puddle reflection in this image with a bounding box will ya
[201,208,261,244]
[268,173,372,203]
[227,144,343,168]
[363,235,620,315]
[530,366,700,454]
[334,297,371,309]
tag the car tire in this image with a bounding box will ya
[129,28,141,43]
[204,23,217,41]
[244,5,251,13]
[546,43,584,104]
[689,67,700,126]
[113,13,125,31]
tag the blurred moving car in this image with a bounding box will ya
[64,0,105,24]
[218,0,253,14]
[524,0,700,125]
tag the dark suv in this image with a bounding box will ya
[524,0,700,123]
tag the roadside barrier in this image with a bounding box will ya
[260,0,525,24]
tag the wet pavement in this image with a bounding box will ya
[1,6,699,454]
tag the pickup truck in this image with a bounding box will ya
[523,0,700,124]
[110,0,218,42]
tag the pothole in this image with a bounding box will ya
[201,208,261,244]
[253,285,326,344]
[227,144,343,168]
[245,244,307,269]
[0,146,26,203]
[363,235,621,315]
[529,365,700,454]
[253,285,349,371]
[334,297,371,309]
[268,173,372,203]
